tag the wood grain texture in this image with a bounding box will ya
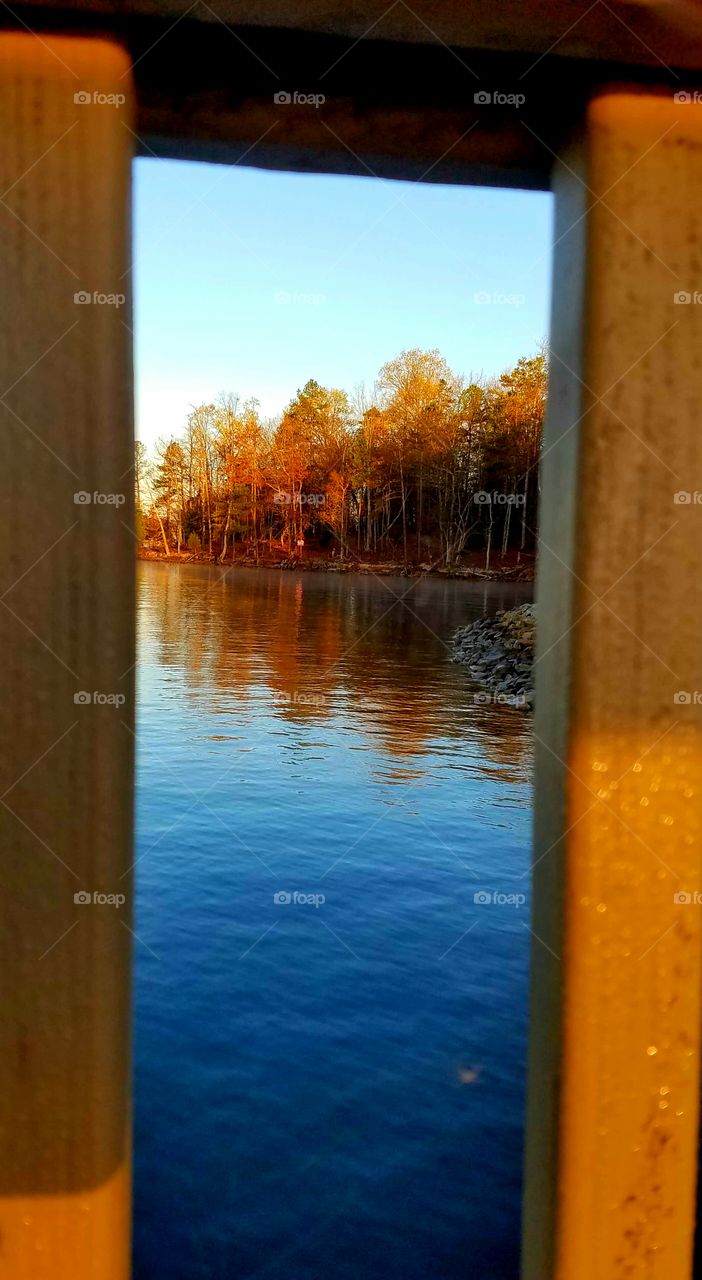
[0,32,134,1278]
[523,87,702,1280]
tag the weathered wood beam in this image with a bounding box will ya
[6,0,702,74]
[0,33,134,1280]
[523,86,702,1280]
[134,33,581,190]
[1,7,700,186]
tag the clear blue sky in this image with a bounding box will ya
[133,158,553,448]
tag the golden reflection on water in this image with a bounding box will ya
[138,562,532,785]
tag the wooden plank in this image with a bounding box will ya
[0,10,579,189]
[523,86,702,1280]
[2,5,702,185]
[0,33,134,1279]
[133,32,574,190]
[6,0,702,74]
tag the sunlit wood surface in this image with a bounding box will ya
[524,88,702,1280]
[0,8,701,1280]
[0,33,134,1279]
[2,1,702,184]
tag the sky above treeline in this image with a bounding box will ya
[133,157,553,449]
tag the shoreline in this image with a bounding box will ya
[451,603,536,708]
[137,549,535,583]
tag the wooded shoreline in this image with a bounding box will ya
[136,349,546,574]
[138,547,536,581]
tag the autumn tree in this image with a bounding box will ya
[269,380,351,556]
[135,348,546,569]
[378,349,462,563]
[153,439,187,552]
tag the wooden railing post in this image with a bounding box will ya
[523,88,702,1280]
[0,35,134,1279]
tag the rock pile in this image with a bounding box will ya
[451,603,536,709]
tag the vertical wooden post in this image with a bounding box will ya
[0,35,134,1278]
[523,89,702,1279]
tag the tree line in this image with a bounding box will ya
[135,347,547,569]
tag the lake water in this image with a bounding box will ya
[133,562,534,1279]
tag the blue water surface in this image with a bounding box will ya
[133,564,533,1279]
